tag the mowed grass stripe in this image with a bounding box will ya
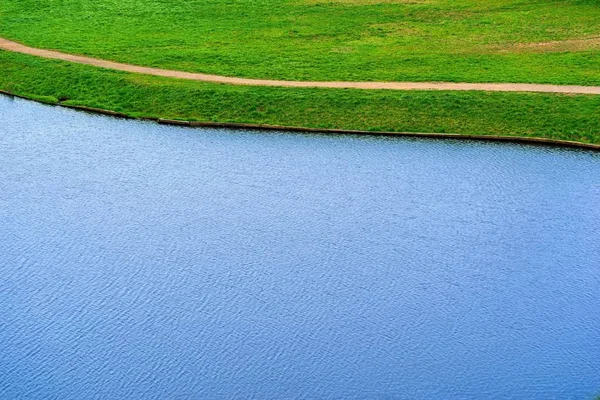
[2,50,600,145]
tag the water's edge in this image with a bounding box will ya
[2,90,598,151]
[2,95,599,399]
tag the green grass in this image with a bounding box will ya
[1,0,600,84]
[2,50,600,144]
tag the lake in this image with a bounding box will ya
[1,95,599,399]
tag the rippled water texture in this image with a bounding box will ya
[1,96,599,399]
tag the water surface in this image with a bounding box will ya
[1,96,599,399]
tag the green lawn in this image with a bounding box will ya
[1,0,600,84]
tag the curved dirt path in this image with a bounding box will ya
[2,37,600,94]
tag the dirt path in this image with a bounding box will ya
[3,37,600,94]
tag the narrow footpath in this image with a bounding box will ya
[2,37,600,94]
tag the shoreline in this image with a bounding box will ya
[2,89,599,152]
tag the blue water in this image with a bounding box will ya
[1,95,599,399]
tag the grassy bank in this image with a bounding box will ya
[2,0,600,84]
[2,0,600,144]
[2,51,600,144]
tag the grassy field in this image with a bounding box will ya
[1,0,600,144]
[2,51,600,144]
[2,0,600,84]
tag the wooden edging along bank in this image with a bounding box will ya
[1,90,599,151]
[157,119,600,151]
